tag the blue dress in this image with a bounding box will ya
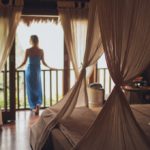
[25,56,42,109]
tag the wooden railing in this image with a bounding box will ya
[0,68,113,110]
[0,69,10,111]
[15,69,64,110]
[0,69,65,110]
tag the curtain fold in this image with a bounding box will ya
[75,0,150,149]
[30,1,103,150]
[59,8,88,78]
[0,0,23,71]
[0,0,23,128]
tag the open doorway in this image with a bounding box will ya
[15,17,65,110]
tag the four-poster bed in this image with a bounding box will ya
[42,105,150,150]
[30,0,150,150]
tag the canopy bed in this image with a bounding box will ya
[30,0,150,150]
[42,104,150,150]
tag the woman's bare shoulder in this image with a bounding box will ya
[26,48,32,53]
[38,48,44,54]
[25,49,30,54]
[25,48,33,55]
[27,47,32,50]
[39,48,43,52]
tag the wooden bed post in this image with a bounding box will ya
[89,64,97,84]
[63,42,70,95]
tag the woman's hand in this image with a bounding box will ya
[16,66,21,70]
[16,67,19,70]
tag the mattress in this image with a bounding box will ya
[51,104,150,149]
[59,107,99,146]
[131,104,150,140]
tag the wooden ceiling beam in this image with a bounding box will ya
[22,0,57,15]
[22,0,89,15]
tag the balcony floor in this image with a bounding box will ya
[0,110,42,150]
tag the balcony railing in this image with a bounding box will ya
[96,68,114,99]
[0,68,113,110]
[15,69,65,110]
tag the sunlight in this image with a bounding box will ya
[15,20,64,106]
[16,20,64,69]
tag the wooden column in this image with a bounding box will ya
[2,40,16,123]
[9,40,16,121]
[63,42,70,95]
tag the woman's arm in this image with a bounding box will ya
[16,49,28,69]
[41,50,50,68]
[41,50,56,70]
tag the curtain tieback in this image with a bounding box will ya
[114,84,125,94]
[77,66,87,81]
[81,67,86,75]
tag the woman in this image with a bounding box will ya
[17,35,53,114]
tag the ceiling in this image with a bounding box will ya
[23,0,89,15]
[23,0,57,15]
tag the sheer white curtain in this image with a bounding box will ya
[0,0,23,126]
[30,2,103,150]
[59,8,88,78]
[0,0,23,71]
[75,0,150,150]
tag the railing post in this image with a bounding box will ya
[56,70,58,102]
[17,72,20,109]
[4,64,7,111]
[103,68,106,90]
[50,70,52,106]
[43,71,46,107]
[23,71,26,109]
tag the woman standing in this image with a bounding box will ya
[17,35,52,114]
